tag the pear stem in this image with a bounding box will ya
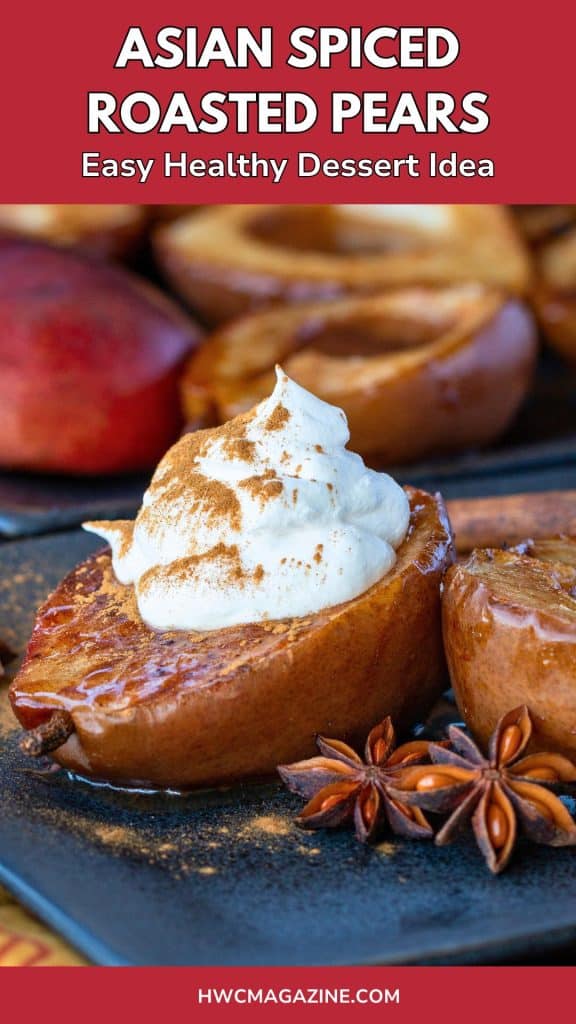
[20,711,74,757]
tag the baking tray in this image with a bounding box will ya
[1,530,575,966]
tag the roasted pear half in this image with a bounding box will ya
[443,538,576,758]
[11,489,453,789]
[181,285,537,462]
[533,226,576,363]
[155,204,531,325]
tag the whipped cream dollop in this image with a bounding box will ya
[84,369,410,631]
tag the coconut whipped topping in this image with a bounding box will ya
[84,369,410,631]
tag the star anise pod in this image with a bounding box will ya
[388,705,576,873]
[278,717,435,843]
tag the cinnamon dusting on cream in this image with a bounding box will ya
[84,368,410,632]
[239,473,283,504]
[264,403,290,432]
[86,520,133,559]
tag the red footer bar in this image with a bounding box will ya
[0,966,570,1022]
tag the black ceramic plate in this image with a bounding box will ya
[1,531,576,966]
[0,471,148,539]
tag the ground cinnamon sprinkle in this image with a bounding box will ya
[239,473,283,504]
[183,543,240,567]
[314,544,324,564]
[187,475,241,532]
[220,437,255,463]
[0,692,16,739]
[145,472,242,533]
[85,520,134,559]
[156,544,246,586]
[139,545,268,594]
[376,841,397,858]
[264,403,290,432]
[152,426,221,473]
[241,815,292,838]
[149,407,257,479]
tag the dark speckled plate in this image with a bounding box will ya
[1,531,576,966]
[0,471,148,539]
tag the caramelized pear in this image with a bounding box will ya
[11,489,453,789]
[443,539,576,758]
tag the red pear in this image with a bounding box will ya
[0,238,202,474]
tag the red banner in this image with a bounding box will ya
[0,0,573,201]
[0,965,573,1021]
